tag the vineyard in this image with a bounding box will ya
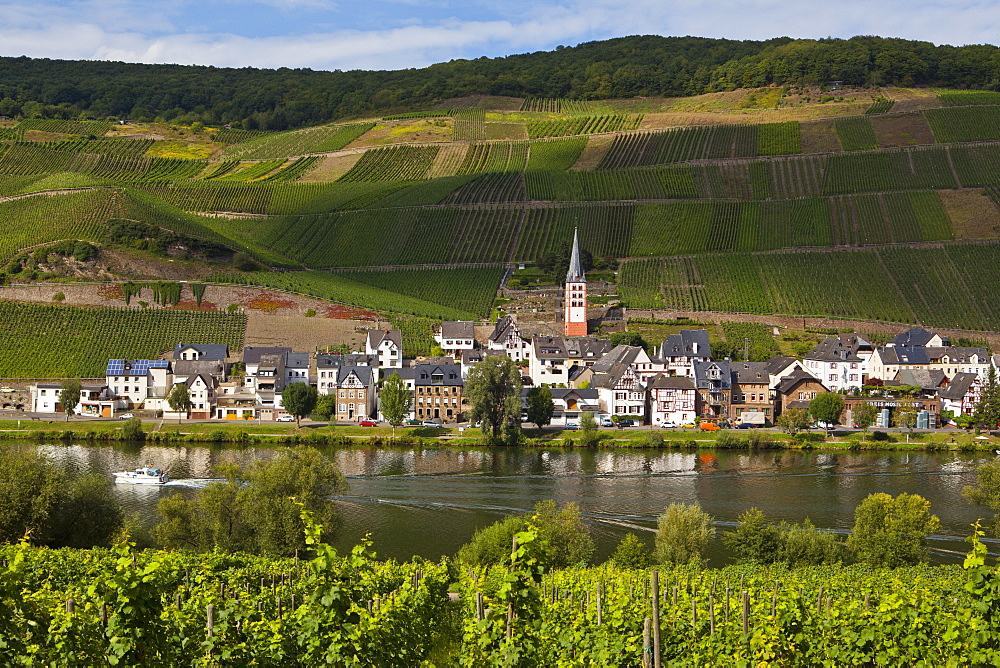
[0,300,245,378]
[220,123,375,160]
[619,240,1000,331]
[525,114,641,139]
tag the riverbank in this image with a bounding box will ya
[0,419,995,451]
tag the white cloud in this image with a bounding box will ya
[0,0,996,70]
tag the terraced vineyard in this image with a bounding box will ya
[2,87,1000,331]
[0,300,245,378]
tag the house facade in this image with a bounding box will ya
[648,374,697,426]
[366,330,403,371]
[730,362,773,425]
[414,364,465,422]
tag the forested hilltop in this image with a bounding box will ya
[1,35,998,129]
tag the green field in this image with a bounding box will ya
[0,300,245,378]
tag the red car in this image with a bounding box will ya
[358,419,379,427]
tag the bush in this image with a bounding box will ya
[655,502,714,565]
[457,500,594,567]
[779,519,846,566]
[52,292,65,302]
[870,430,891,441]
[846,492,940,567]
[121,416,144,441]
[722,507,782,564]
[610,533,651,569]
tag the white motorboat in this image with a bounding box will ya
[113,466,169,485]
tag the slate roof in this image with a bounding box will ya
[589,364,641,391]
[520,388,599,401]
[243,346,291,364]
[383,367,416,382]
[173,343,229,360]
[366,329,402,350]
[694,360,732,391]
[591,345,645,373]
[489,315,520,344]
[566,227,586,283]
[285,352,310,369]
[440,321,475,340]
[775,368,824,394]
[182,373,214,388]
[659,330,711,360]
[336,366,374,386]
[889,328,949,348]
[805,337,864,362]
[532,336,611,360]
[877,346,930,365]
[648,374,697,390]
[938,372,978,400]
[894,368,947,390]
[414,364,463,386]
[731,362,769,385]
[316,354,376,369]
[765,356,798,376]
[173,359,226,379]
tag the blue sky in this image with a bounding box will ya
[0,0,997,71]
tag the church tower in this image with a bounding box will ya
[564,228,588,337]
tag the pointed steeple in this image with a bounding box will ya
[565,227,585,283]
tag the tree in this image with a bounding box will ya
[809,392,845,432]
[853,402,878,433]
[963,460,1000,536]
[846,492,940,567]
[282,382,317,427]
[0,449,123,548]
[155,446,347,556]
[893,397,918,432]
[466,356,523,445]
[457,500,593,567]
[121,416,144,441]
[312,394,338,421]
[59,378,81,421]
[608,331,646,349]
[167,383,191,423]
[775,407,810,437]
[525,386,554,431]
[579,411,599,446]
[380,372,412,435]
[974,366,1000,431]
[778,519,845,567]
[610,533,651,569]
[722,507,782,564]
[654,502,714,565]
[532,500,595,568]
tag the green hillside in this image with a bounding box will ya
[2,83,1000,330]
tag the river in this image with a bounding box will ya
[31,442,997,564]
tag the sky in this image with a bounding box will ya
[0,0,997,72]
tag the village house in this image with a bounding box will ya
[591,345,665,385]
[173,343,229,362]
[330,366,376,422]
[937,372,982,417]
[460,349,511,380]
[434,321,477,356]
[658,330,712,377]
[647,374,697,426]
[591,363,646,420]
[242,347,309,418]
[163,373,216,420]
[521,387,600,427]
[529,336,611,385]
[316,353,377,394]
[773,368,829,415]
[378,367,417,422]
[29,383,121,416]
[694,360,732,422]
[802,334,871,392]
[729,362,773,426]
[413,364,465,422]
[487,315,531,362]
[105,359,172,408]
[365,329,402,372]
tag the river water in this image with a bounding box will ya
[31,442,997,565]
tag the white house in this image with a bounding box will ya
[802,334,871,392]
[657,330,712,377]
[435,322,476,355]
[521,387,600,426]
[529,336,611,386]
[317,354,377,394]
[937,372,982,417]
[647,374,697,425]
[487,315,531,362]
[366,330,403,371]
[105,359,171,407]
[590,363,647,420]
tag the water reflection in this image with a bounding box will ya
[29,442,994,565]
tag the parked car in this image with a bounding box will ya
[700,422,721,431]
[404,419,422,426]
[358,419,378,427]
[679,423,698,430]
[564,422,579,430]
[600,418,614,428]
[275,414,295,422]
[617,419,635,428]
[117,413,135,420]
[0,387,15,393]
[660,421,677,429]
[735,422,756,429]
[422,420,442,427]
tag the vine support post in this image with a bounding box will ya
[206,604,215,637]
[642,617,652,668]
[742,591,750,636]
[65,599,74,615]
[596,585,603,626]
[100,604,107,627]
[709,596,715,635]
[650,570,661,668]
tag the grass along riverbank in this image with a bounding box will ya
[0,418,996,451]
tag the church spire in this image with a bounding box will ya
[566,227,585,283]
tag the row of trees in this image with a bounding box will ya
[1,35,997,129]
[457,492,944,570]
